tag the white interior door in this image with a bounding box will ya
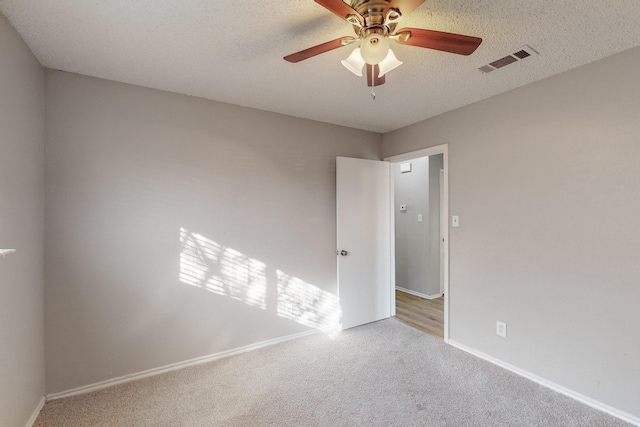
[336,157,391,330]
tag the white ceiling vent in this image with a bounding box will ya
[479,45,538,73]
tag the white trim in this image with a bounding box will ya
[439,168,445,296]
[385,144,450,343]
[448,340,640,427]
[46,330,317,401]
[396,287,443,300]
[385,146,447,163]
[389,164,396,318]
[25,396,45,427]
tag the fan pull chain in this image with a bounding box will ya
[369,65,376,100]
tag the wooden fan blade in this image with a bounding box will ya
[315,0,363,23]
[396,28,482,56]
[284,36,355,63]
[366,64,386,87]
[384,0,425,17]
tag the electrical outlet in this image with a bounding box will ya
[496,321,507,338]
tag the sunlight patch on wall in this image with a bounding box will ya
[277,270,342,336]
[180,227,266,310]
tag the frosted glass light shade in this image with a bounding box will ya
[341,48,366,76]
[360,34,390,65]
[378,49,403,77]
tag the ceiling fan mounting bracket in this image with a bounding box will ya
[340,37,360,46]
[346,14,363,28]
[395,31,411,42]
[385,8,402,24]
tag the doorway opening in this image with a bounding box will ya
[385,145,449,341]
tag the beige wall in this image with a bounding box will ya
[0,12,45,427]
[383,45,640,418]
[44,70,381,393]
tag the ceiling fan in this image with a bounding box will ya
[284,0,482,88]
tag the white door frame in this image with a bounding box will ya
[384,144,450,343]
[439,168,445,296]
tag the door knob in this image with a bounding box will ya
[340,250,348,256]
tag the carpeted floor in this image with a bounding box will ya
[35,319,630,426]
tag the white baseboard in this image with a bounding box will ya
[46,329,317,401]
[448,340,640,427]
[25,396,45,427]
[396,287,442,300]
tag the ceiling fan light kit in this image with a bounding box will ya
[360,33,390,64]
[341,45,402,78]
[377,49,403,77]
[341,47,366,76]
[284,0,482,97]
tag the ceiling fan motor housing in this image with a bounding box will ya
[350,0,400,36]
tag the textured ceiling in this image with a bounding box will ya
[1,0,640,133]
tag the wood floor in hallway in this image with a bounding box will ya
[395,290,444,339]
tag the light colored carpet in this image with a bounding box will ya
[36,319,630,426]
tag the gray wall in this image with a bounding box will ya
[44,70,381,394]
[383,45,640,418]
[393,155,442,297]
[393,157,429,294]
[0,12,45,427]
[392,157,422,295]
